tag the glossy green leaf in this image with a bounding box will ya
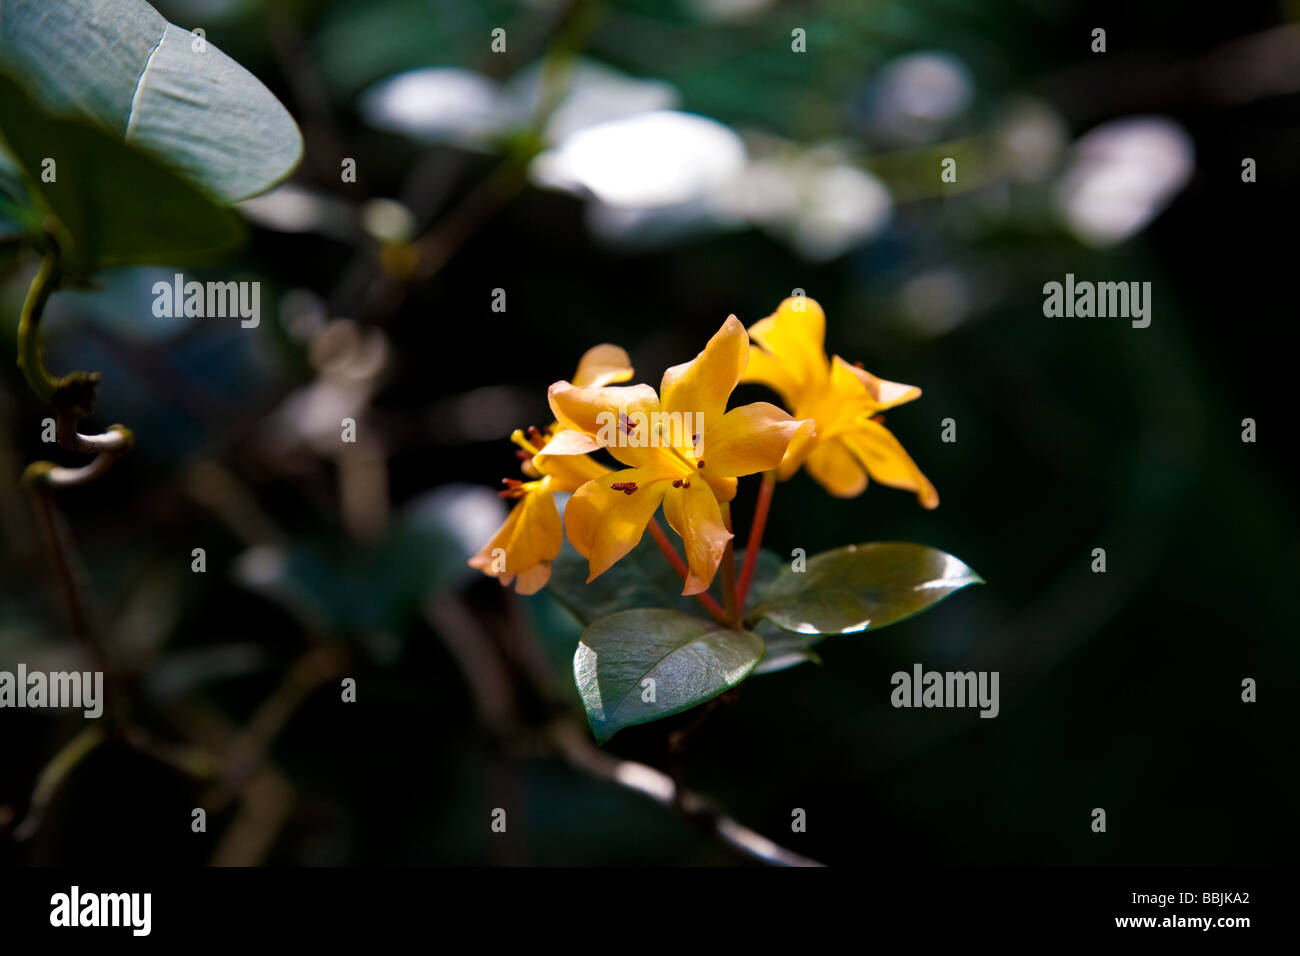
[750,542,983,636]
[544,534,715,625]
[545,539,668,625]
[0,0,302,201]
[574,609,764,744]
[752,621,824,675]
[0,73,242,274]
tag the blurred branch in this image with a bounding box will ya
[184,461,286,548]
[550,717,824,867]
[1043,24,1300,123]
[349,0,601,323]
[0,388,41,569]
[428,585,824,866]
[25,485,126,723]
[266,5,364,195]
[17,246,133,486]
[9,726,106,841]
[424,594,520,737]
[15,248,61,404]
[205,645,351,809]
[210,766,296,867]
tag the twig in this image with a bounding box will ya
[15,249,60,404]
[550,718,825,867]
[647,518,729,624]
[25,485,127,722]
[424,594,520,736]
[209,766,296,867]
[428,582,821,866]
[204,645,350,808]
[11,726,106,841]
[17,245,135,485]
[719,503,739,627]
[24,421,133,489]
[736,470,776,612]
[349,0,599,323]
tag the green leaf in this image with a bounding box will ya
[0,0,302,202]
[544,534,712,625]
[750,542,982,636]
[545,540,667,625]
[752,620,823,675]
[574,609,764,744]
[0,73,242,274]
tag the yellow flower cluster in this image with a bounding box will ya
[471,297,937,596]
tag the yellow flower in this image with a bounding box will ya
[548,317,811,595]
[468,346,633,594]
[742,297,939,507]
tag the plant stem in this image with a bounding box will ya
[11,725,106,840]
[647,518,728,625]
[720,503,739,628]
[736,470,776,614]
[15,248,134,485]
[551,717,824,867]
[28,486,127,723]
[16,250,61,403]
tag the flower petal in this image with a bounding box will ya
[512,562,552,596]
[573,344,634,387]
[662,479,732,595]
[776,427,817,481]
[704,473,738,503]
[468,488,562,592]
[548,381,661,435]
[840,419,939,509]
[537,427,600,456]
[563,469,667,581]
[534,437,611,492]
[702,402,813,478]
[830,355,921,410]
[804,440,868,498]
[547,381,662,467]
[747,296,828,394]
[741,346,804,407]
[660,315,748,428]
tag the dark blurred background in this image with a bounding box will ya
[1,0,1296,865]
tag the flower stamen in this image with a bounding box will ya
[510,428,542,457]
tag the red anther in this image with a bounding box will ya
[671,479,682,488]
[871,414,885,423]
[610,480,639,495]
[515,449,532,461]
[854,360,864,368]
[691,433,699,442]
[696,460,705,469]
[501,477,523,487]
[682,479,691,488]
[527,425,544,444]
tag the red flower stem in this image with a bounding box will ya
[736,470,776,614]
[648,519,729,625]
[720,504,739,628]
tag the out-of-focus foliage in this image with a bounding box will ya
[1,0,1295,866]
